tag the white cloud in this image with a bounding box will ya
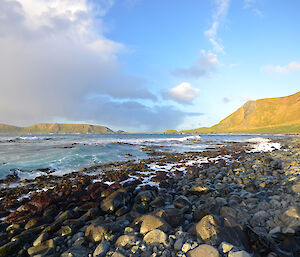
[204,0,230,53]
[166,82,199,104]
[0,0,192,131]
[240,96,253,102]
[261,61,300,74]
[173,51,219,78]
[223,97,232,103]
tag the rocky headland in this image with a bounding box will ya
[0,136,299,257]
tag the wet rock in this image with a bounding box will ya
[158,207,185,228]
[220,206,237,218]
[277,206,300,228]
[292,182,300,194]
[0,240,21,257]
[56,210,74,222]
[219,242,234,254]
[85,222,108,243]
[115,235,139,248]
[29,191,56,213]
[61,245,90,257]
[182,243,191,252]
[189,184,211,195]
[186,244,219,257]
[143,229,167,246]
[174,238,184,251]
[196,215,250,250]
[101,188,131,213]
[61,225,72,236]
[251,210,269,227]
[33,232,49,246]
[25,217,41,230]
[173,195,192,210]
[150,196,165,208]
[27,239,55,256]
[93,240,110,257]
[137,214,169,234]
[135,190,155,203]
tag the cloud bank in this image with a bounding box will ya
[262,61,300,75]
[0,0,191,131]
[173,51,219,78]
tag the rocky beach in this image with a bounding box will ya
[0,136,299,257]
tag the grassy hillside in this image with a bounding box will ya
[182,91,300,134]
[0,124,22,133]
[164,129,179,134]
[0,123,113,134]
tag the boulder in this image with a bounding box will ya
[186,244,219,257]
[278,206,300,228]
[0,240,21,257]
[196,215,250,250]
[93,241,110,257]
[101,188,131,213]
[173,195,192,210]
[158,207,185,228]
[115,235,139,248]
[189,184,211,195]
[137,214,169,234]
[27,239,55,256]
[143,229,167,246]
[85,223,108,242]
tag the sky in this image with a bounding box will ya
[0,0,299,132]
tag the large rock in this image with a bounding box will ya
[157,207,185,228]
[292,182,300,194]
[173,195,192,210]
[277,206,300,228]
[137,214,169,234]
[27,239,55,256]
[143,229,167,246]
[186,244,219,257]
[115,235,139,248]
[0,240,21,257]
[189,184,211,195]
[93,241,110,257]
[85,222,108,242]
[101,188,131,213]
[196,215,250,250]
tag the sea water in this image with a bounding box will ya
[0,133,284,179]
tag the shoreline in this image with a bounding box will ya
[0,136,299,256]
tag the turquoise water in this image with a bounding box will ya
[0,133,283,179]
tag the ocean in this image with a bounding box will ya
[0,133,283,180]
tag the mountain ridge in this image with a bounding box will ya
[0,123,114,134]
[180,91,300,134]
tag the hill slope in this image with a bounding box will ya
[0,123,113,134]
[0,124,22,133]
[182,91,300,134]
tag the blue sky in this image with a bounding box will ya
[0,0,299,131]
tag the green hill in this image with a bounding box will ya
[164,129,179,134]
[181,91,300,134]
[0,123,114,134]
[0,124,22,133]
